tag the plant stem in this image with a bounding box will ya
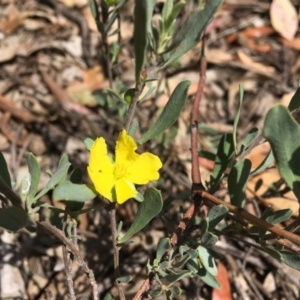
[124,83,145,132]
[108,203,126,300]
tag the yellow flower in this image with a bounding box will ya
[87,130,162,204]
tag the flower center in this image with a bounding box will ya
[114,163,128,180]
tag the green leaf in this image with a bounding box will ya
[199,150,216,161]
[233,84,244,154]
[53,181,97,202]
[166,286,182,299]
[197,246,217,276]
[89,0,99,20]
[84,138,94,150]
[0,151,11,189]
[0,206,33,232]
[164,1,185,32]
[138,81,191,144]
[134,0,156,83]
[118,187,163,244]
[207,205,228,231]
[172,253,191,268]
[117,275,132,283]
[264,105,300,201]
[20,173,31,201]
[33,160,71,202]
[228,159,251,208]
[240,127,258,153]
[201,232,218,248]
[162,0,173,21]
[156,238,171,261]
[264,208,293,225]
[149,289,163,297]
[264,246,282,261]
[288,87,300,112]
[280,250,300,271]
[65,168,85,211]
[161,0,222,68]
[103,294,115,300]
[196,267,220,289]
[250,149,274,176]
[26,153,41,200]
[70,168,83,184]
[164,270,192,284]
[186,256,199,272]
[210,133,235,190]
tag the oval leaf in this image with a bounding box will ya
[138,81,191,144]
[26,153,41,200]
[156,238,171,261]
[134,0,156,83]
[0,206,33,232]
[33,160,71,202]
[207,205,228,231]
[118,187,163,244]
[161,0,222,68]
[53,181,97,202]
[197,246,217,276]
[264,105,300,201]
[210,134,235,191]
[228,159,251,208]
[280,250,300,271]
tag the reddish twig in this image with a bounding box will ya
[132,38,207,300]
[201,191,300,247]
[0,95,43,123]
[191,39,206,186]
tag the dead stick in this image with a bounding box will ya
[201,191,300,246]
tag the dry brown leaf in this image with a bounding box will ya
[206,48,234,64]
[237,50,275,74]
[279,91,296,107]
[241,26,275,38]
[58,0,87,7]
[281,37,300,50]
[212,262,232,300]
[270,0,298,40]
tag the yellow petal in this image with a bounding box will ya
[126,153,162,184]
[88,167,115,201]
[115,178,137,204]
[115,130,139,164]
[89,137,114,173]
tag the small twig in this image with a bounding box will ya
[201,190,300,246]
[62,214,76,300]
[133,37,208,300]
[38,221,99,299]
[108,203,126,300]
[191,37,206,187]
[62,243,76,300]
[124,83,145,132]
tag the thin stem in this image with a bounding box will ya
[201,190,300,246]
[62,215,76,300]
[124,83,145,131]
[191,39,206,186]
[39,221,99,299]
[108,203,126,300]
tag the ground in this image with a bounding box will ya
[0,0,300,299]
